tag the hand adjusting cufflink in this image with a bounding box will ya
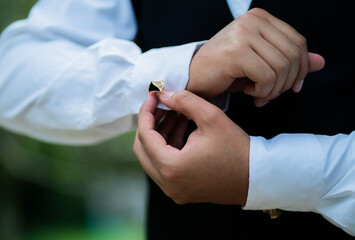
[149,80,165,92]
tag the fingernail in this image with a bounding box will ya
[295,80,304,93]
[159,89,175,99]
[256,100,269,108]
[260,101,269,107]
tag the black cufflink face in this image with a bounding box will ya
[149,80,165,92]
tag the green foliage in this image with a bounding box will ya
[0,0,38,31]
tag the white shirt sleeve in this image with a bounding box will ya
[245,131,355,236]
[0,0,199,145]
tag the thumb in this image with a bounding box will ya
[292,52,325,93]
[308,52,325,73]
[159,89,219,127]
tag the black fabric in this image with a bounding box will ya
[132,0,355,239]
[250,0,354,65]
[132,0,234,52]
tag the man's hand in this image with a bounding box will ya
[188,8,325,107]
[133,90,250,205]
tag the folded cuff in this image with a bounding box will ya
[244,134,323,212]
[131,41,204,111]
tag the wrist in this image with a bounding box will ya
[186,42,205,94]
[238,134,250,205]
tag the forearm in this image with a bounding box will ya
[0,0,199,145]
[0,34,199,145]
[0,31,138,144]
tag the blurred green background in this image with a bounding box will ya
[0,1,146,240]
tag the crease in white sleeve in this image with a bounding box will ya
[313,132,355,236]
[245,134,323,211]
[0,0,200,145]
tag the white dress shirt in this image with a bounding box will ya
[0,0,353,236]
[246,132,355,236]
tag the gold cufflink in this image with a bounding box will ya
[263,209,282,219]
[149,80,165,92]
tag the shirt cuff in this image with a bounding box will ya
[244,134,323,212]
[131,41,204,111]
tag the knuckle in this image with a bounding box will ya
[174,90,191,102]
[203,106,222,123]
[162,187,177,200]
[281,82,293,92]
[158,162,191,203]
[277,57,290,73]
[233,24,251,39]
[132,141,138,156]
[163,186,186,204]
[289,45,301,61]
[172,90,192,111]
[160,166,177,183]
[241,11,255,21]
[224,36,244,56]
[173,198,189,205]
[249,7,267,17]
[270,89,282,99]
[159,162,182,183]
[137,129,146,144]
[263,69,277,85]
[255,70,276,97]
[230,19,252,40]
[242,10,262,24]
[295,35,307,48]
[259,88,271,98]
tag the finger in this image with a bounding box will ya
[255,52,325,105]
[254,19,303,93]
[291,47,308,93]
[251,35,290,98]
[156,111,178,141]
[138,93,174,161]
[261,28,301,94]
[228,77,251,93]
[241,50,276,98]
[292,52,325,92]
[254,97,270,108]
[158,90,223,129]
[250,9,308,93]
[308,52,325,72]
[154,108,168,128]
[257,10,311,93]
[254,8,305,52]
[133,131,162,183]
[139,92,160,131]
[168,114,189,149]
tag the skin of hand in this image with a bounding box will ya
[133,90,250,205]
[187,8,325,107]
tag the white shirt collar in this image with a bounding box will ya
[226,0,252,19]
